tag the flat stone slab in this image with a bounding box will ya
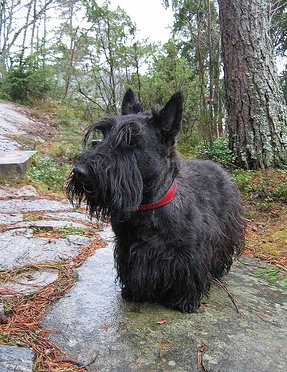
[0,269,58,296]
[42,239,287,372]
[44,211,96,223]
[0,213,23,225]
[0,345,34,372]
[0,151,36,165]
[0,135,19,151]
[0,199,72,213]
[0,232,83,269]
[0,185,38,198]
[13,220,87,230]
[0,151,37,180]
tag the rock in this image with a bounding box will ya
[0,345,34,371]
[0,185,38,198]
[0,102,34,134]
[0,213,23,225]
[66,235,90,245]
[0,302,8,324]
[44,211,95,223]
[42,233,287,372]
[0,135,19,151]
[98,225,114,243]
[14,220,87,230]
[0,233,81,269]
[0,199,72,213]
[0,269,59,296]
[0,151,37,180]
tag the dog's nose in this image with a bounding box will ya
[74,164,89,180]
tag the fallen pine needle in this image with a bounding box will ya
[197,341,208,371]
[212,278,244,316]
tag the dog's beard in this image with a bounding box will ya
[66,152,143,221]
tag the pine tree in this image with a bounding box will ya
[219,0,287,169]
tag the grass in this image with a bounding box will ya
[23,215,43,222]
[57,225,86,237]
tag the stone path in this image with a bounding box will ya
[1,188,286,372]
[0,185,99,370]
[0,101,47,151]
[0,101,286,371]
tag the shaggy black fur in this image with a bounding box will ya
[67,89,246,313]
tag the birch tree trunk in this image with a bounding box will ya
[219,0,287,169]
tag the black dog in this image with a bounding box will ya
[67,89,245,313]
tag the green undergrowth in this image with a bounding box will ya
[26,155,71,193]
[232,168,287,203]
[57,225,87,237]
[24,103,90,193]
[255,264,287,289]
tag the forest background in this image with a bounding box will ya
[1,0,287,167]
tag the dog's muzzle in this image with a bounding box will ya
[73,162,89,182]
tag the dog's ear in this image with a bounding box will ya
[156,92,183,138]
[122,88,143,115]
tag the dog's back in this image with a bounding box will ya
[178,158,245,270]
[178,158,243,242]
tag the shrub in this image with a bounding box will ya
[27,155,70,192]
[232,170,253,192]
[195,138,235,168]
[0,55,53,104]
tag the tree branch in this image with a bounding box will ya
[271,1,287,15]
[0,0,55,56]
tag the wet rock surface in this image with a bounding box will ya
[0,345,35,372]
[0,230,83,269]
[1,193,287,372]
[42,240,287,372]
[0,198,72,213]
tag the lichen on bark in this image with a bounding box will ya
[219,0,287,169]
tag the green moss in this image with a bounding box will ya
[255,264,287,289]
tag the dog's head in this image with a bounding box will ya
[66,89,183,220]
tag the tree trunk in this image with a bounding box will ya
[219,0,287,169]
[21,0,33,65]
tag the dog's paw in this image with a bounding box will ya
[181,303,199,313]
[121,287,133,301]
[168,302,200,313]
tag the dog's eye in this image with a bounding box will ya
[87,130,104,147]
[91,139,102,147]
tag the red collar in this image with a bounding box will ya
[137,180,177,211]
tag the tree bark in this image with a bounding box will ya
[219,0,287,169]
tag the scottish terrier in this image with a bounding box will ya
[67,89,245,313]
